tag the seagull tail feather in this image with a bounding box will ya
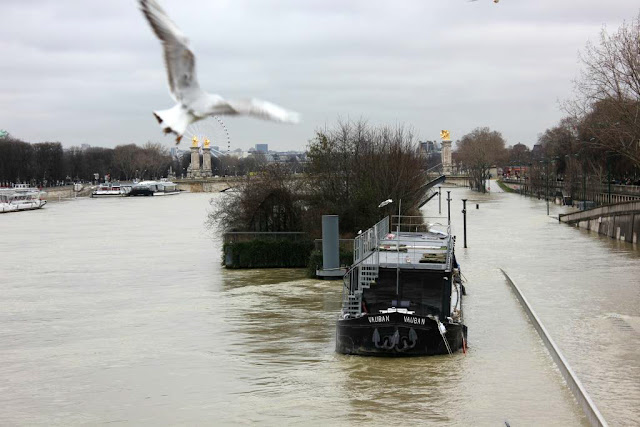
[152,104,191,145]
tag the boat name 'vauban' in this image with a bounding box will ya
[368,315,390,323]
[367,315,427,325]
[404,316,426,325]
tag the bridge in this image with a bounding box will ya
[174,176,244,192]
[176,174,470,194]
[440,175,470,187]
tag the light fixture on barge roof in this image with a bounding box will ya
[378,199,393,208]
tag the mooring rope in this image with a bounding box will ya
[437,320,453,355]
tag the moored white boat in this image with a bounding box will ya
[130,179,180,196]
[155,179,179,196]
[91,183,132,197]
[0,185,47,213]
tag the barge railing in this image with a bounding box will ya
[391,215,450,234]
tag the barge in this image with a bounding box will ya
[336,215,466,356]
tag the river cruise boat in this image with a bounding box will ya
[129,179,180,196]
[0,185,47,213]
[91,183,131,197]
[336,215,466,356]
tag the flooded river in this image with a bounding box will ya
[1,187,638,425]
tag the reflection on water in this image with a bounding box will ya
[1,191,637,425]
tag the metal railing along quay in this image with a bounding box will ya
[502,178,640,204]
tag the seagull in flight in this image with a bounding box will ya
[139,0,299,144]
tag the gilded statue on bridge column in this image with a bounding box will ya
[440,130,451,141]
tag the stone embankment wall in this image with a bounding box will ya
[42,185,93,201]
[175,178,241,193]
[559,200,640,244]
[176,181,230,192]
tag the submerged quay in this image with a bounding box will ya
[1,186,639,425]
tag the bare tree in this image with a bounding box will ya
[568,13,640,167]
[208,163,305,232]
[506,143,531,166]
[455,127,506,192]
[140,142,171,179]
[306,119,429,235]
[113,144,139,180]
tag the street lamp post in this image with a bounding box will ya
[583,169,586,209]
[607,153,612,204]
[544,159,550,216]
[461,199,467,248]
[539,157,553,215]
[378,198,393,222]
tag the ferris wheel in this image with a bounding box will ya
[184,116,231,157]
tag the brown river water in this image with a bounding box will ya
[1,185,638,425]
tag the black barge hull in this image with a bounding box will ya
[336,312,467,356]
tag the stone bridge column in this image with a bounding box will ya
[202,146,212,178]
[187,144,201,178]
[441,140,452,175]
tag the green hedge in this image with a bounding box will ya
[306,249,354,278]
[223,239,314,269]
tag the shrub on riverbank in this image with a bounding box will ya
[223,239,314,269]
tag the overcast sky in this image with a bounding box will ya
[1,0,637,151]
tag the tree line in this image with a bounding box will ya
[0,132,299,187]
[454,12,640,194]
[0,135,174,186]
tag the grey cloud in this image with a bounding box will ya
[0,0,638,149]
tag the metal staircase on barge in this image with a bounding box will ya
[341,217,389,318]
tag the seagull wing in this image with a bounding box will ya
[223,98,300,124]
[139,0,201,103]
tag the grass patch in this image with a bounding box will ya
[496,179,516,193]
